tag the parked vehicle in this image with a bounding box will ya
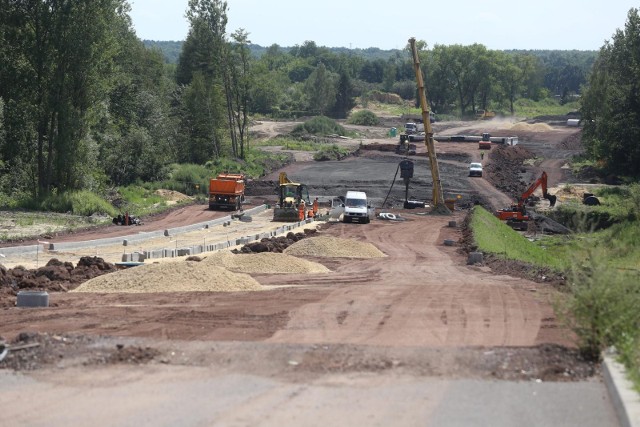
[469,162,483,177]
[342,191,373,224]
[209,173,245,210]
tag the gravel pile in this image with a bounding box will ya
[284,236,386,258]
[72,261,262,293]
[204,251,330,274]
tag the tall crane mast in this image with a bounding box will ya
[409,38,449,214]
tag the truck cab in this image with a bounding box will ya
[342,191,372,224]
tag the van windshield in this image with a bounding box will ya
[345,198,367,208]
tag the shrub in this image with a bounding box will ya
[347,110,379,126]
[558,250,640,361]
[292,116,346,136]
[37,191,117,216]
[313,144,351,161]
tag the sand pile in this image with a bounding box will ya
[72,261,262,293]
[154,189,193,204]
[510,123,553,132]
[284,236,386,258]
[203,251,330,274]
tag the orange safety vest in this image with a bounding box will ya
[298,203,305,221]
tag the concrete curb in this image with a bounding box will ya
[120,215,315,262]
[1,205,270,256]
[602,355,640,427]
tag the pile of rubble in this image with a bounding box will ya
[0,257,117,307]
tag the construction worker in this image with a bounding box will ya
[298,201,305,221]
[480,151,485,161]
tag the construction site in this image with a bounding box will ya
[0,43,626,423]
[0,113,626,424]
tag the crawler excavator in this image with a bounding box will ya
[496,171,557,230]
[273,172,317,222]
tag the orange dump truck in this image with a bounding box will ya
[209,173,245,210]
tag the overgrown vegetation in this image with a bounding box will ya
[313,145,351,161]
[19,191,117,217]
[469,198,640,390]
[347,110,379,126]
[559,251,640,365]
[291,116,347,136]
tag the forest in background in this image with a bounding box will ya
[1,1,638,210]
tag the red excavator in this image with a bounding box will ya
[496,171,557,229]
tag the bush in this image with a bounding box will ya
[347,110,379,126]
[313,144,351,161]
[558,250,640,361]
[36,191,117,216]
[292,116,346,136]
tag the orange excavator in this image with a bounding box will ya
[496,171,557,229]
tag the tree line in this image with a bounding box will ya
[0,0,634,207]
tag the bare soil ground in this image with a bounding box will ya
[0,117,609,424]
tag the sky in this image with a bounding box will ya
[129,0,638,50]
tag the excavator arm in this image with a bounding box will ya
[518,171,556,208]
[496,171,556,224]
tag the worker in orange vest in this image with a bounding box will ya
[298,201,305,221]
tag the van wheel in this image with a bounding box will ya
[343,217,351,223]
[364,217,370,224]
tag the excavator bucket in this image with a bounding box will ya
[273,207,301,222]
[545,194,557,207]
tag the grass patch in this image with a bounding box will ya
[513,98,580,119]
[470,206,565,269]
[538,221,640,272]
[254,137,319,151]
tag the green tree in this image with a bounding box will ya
[332,70,356,119]
[304,63,337,115]
[581,8,640,177]
[228,29,252,158]
[0,0,128,197]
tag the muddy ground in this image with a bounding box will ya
[0,117,616,426]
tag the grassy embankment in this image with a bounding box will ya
[361,97,580,121]
[469,192,640,391]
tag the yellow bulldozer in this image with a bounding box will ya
[273,172,318,222]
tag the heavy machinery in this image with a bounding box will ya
[479,132,492,150]
[273,172,318,222]
[476,109,496,120]
[409,37,448,214]
[209,173,245,210]
[496,171,557,229]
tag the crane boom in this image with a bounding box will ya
[409,38,448,213]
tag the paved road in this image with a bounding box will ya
[0,367,618,426]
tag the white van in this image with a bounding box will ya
[342,191,372,224]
